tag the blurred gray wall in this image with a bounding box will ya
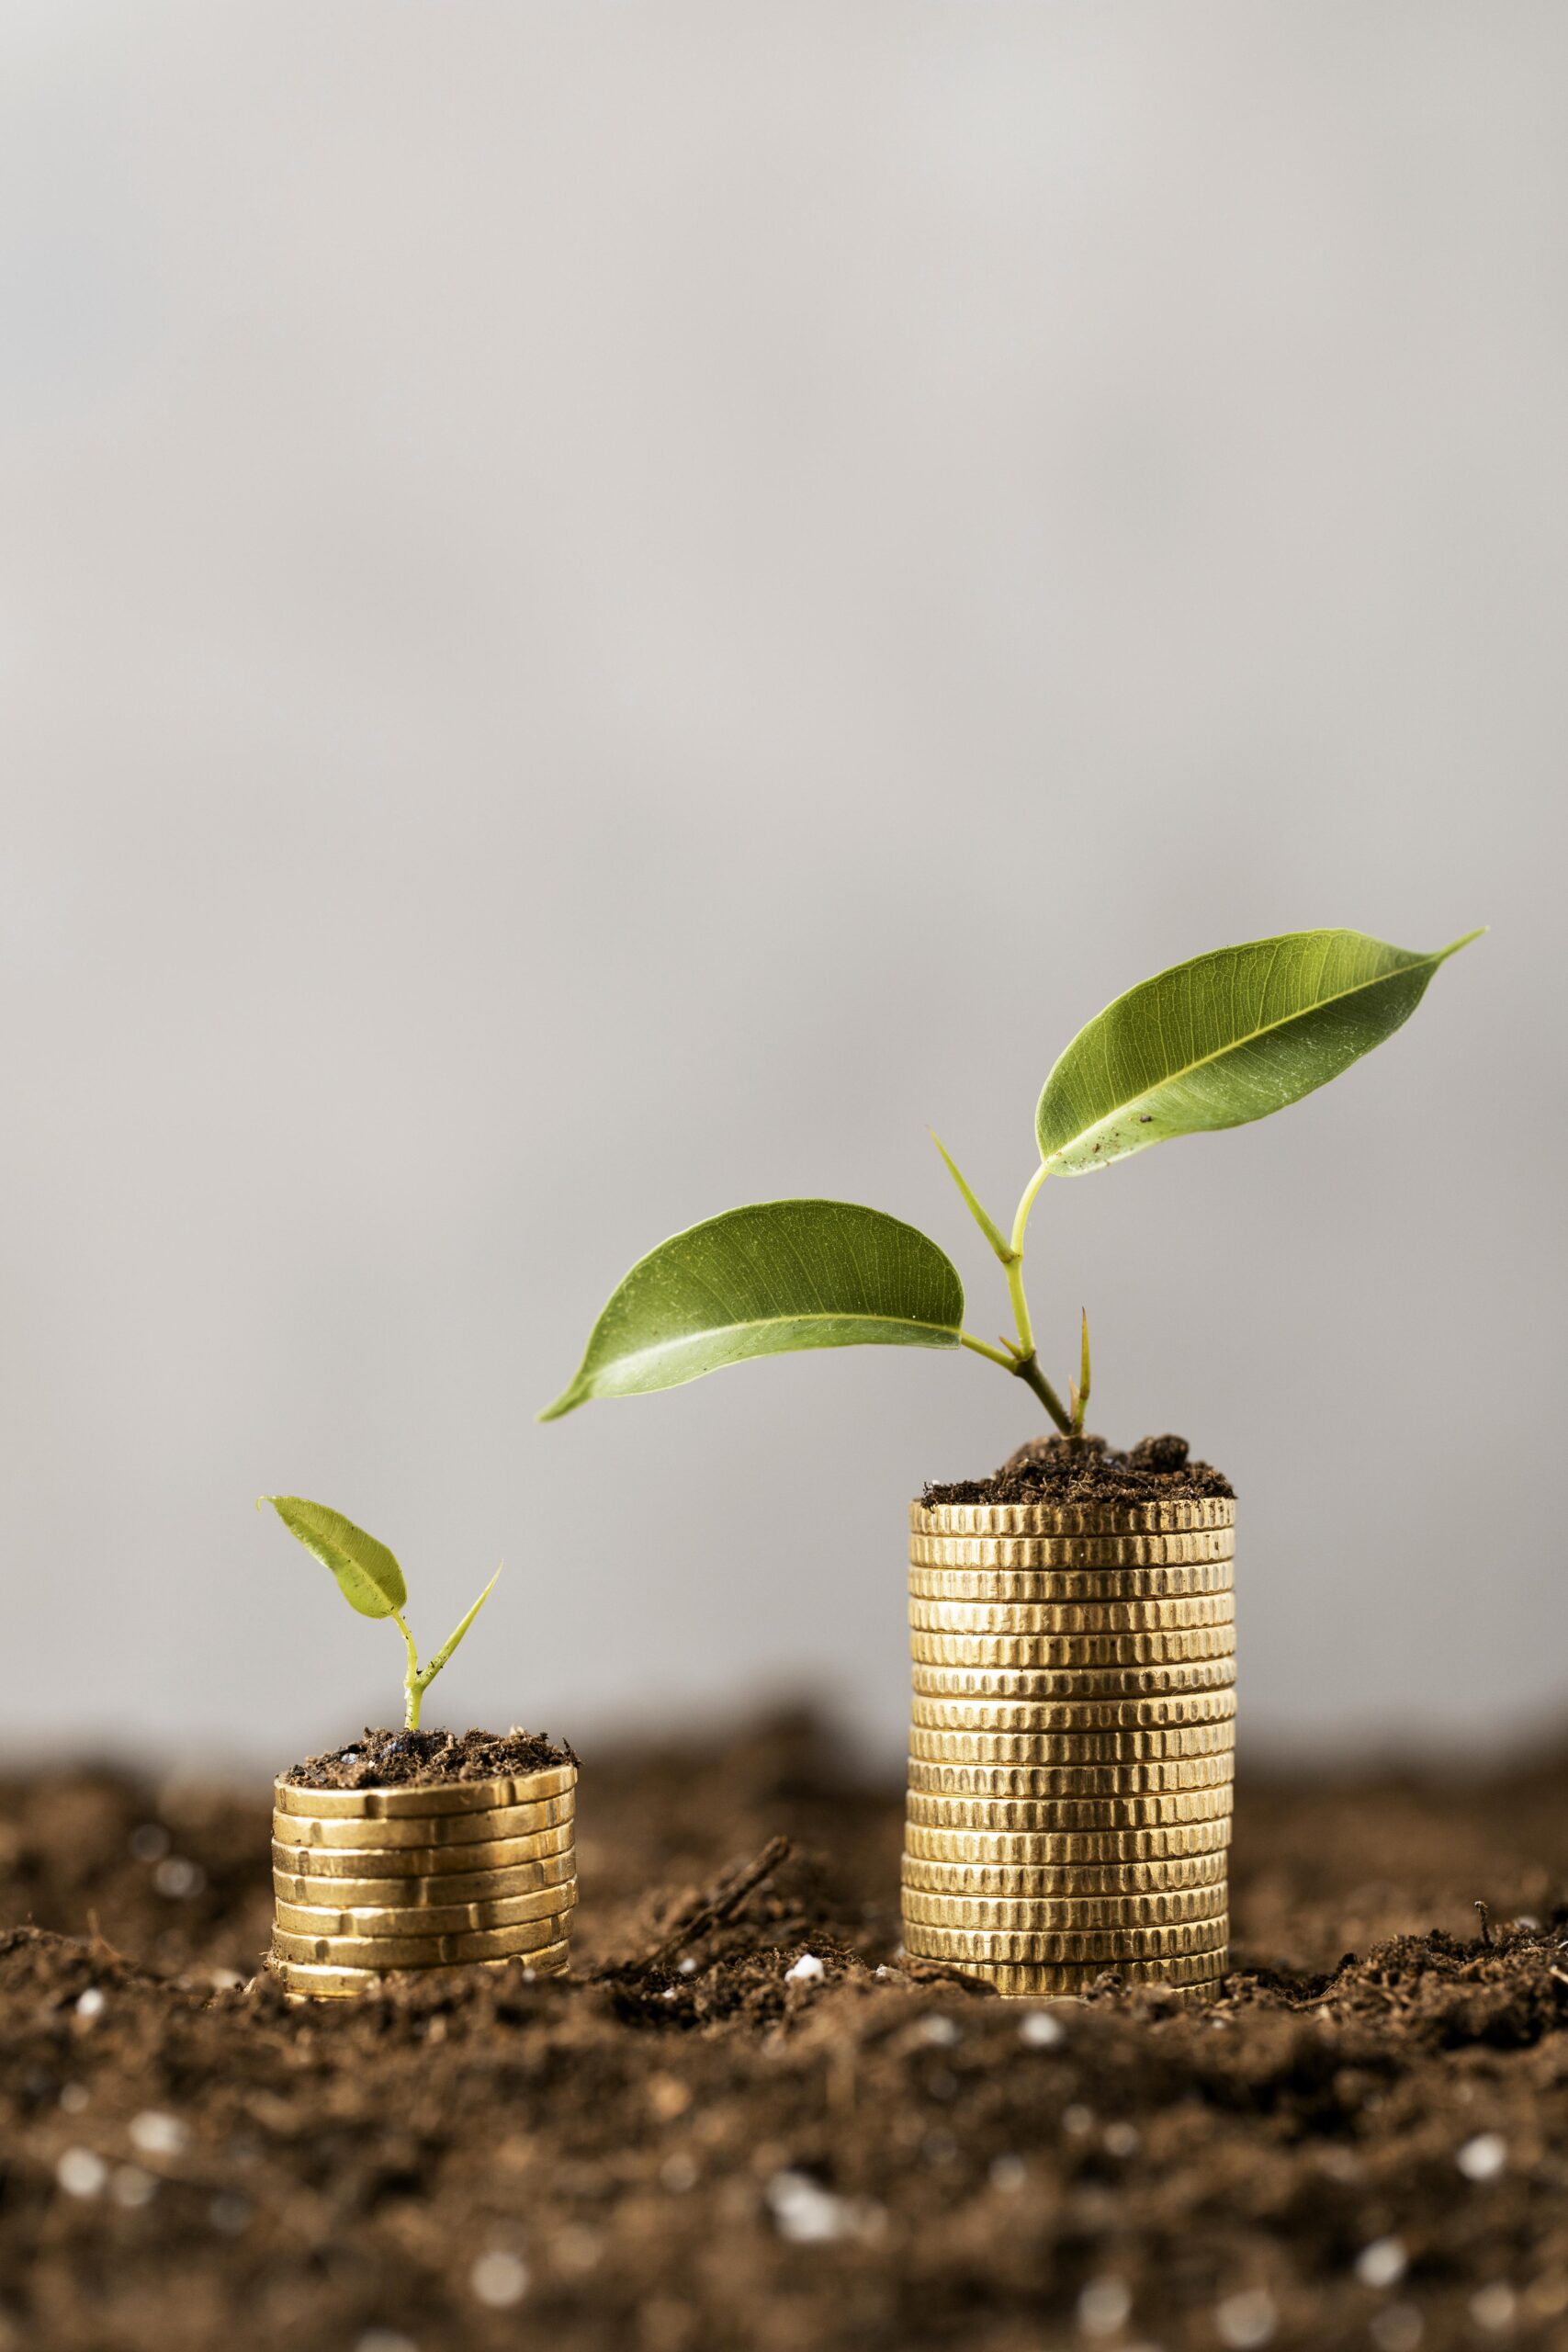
[2,3,1563,1770]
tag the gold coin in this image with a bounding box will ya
[909,1690,1237,1733]
[271,1822,574,1877]
[908,1595,1234,1637]
[273,1764,576,1821]
[275,1882,578,1939]
[272,1850,577,1910]
[902,1885,1226,1930]
[908,1563,1235,1607]
[272,1912,570,1970]
[907,1756,1233,1800]
[269,1792,574,1850]
[904,1916,1227,1963]
[902,1849,1228,1898]
[912,1659,1235,1700]
[273,1951,549,1998]
[926,1950,1225,1994]
[907,1786,1233,1831]
[910,1498,1235,1543]
[904,1819,1229,1865]
[273,1943,570,1999]
[907,1723,1234,1766]
[909,1627,1235,1669]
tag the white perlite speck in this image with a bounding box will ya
[56,2148,108,2199]
[74,1988,106,2020]
[765,2170,881,2245]
[1470,2284,1517,2333]
[1077,2278,1133,2336]
[1019,2009,1065,2048]
[1356,2239,1407,2290]
[1457,2132,1506,2181]
[469,2251,528,2309]
[784,1953,825,1984]
[130,2110,188,2157]
[1216,2289,1278,2348]
[918,2015,959,2046]
[153,1856,204,1899]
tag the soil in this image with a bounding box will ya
[4,1712,1568,2352]
[924,1432,1235,1507]
[283,1727,577,1791]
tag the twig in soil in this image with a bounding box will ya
[1474,1900,1493,1948]
[616,1836,793,1975]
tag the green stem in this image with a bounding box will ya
[954,1155,1078,1437]
[960,1331,1019,1370]
[1010,1159,1051,1258]
[1013,1350,1075,1436]
[391,1610,423,1731]
[1002,1159,1073,1435]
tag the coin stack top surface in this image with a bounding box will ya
[903,1495,1235,2001]
[270,1761,578,1999]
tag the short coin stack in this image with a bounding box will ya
[270,1762,577,2000]
[903,1496,1235,2000]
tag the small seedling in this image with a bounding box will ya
[542,927,1480,1433]
[261,1497,499,1729]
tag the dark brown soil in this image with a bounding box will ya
[5,1713,1568,2352]
[283,1726,577,1791]
[925,1431,1235,1507]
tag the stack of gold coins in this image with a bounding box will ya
[270,1763,577,2000]
[903,1498,1235,2001]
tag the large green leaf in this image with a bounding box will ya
[539,1199,964,1418]
[263,1495,408,1619]
[1036,928,1481,1176]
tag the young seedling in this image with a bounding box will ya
[542,927,1480,1434]
[261,1497,499,1730]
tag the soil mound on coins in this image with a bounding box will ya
[282,1724,576,1789]
[6,1713,1567,2352]
[924,1431,1234,1508]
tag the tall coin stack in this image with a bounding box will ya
[270,1762,578,2000]
[902,1497,1235,2000]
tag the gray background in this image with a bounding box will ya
[3,4,1562,1771]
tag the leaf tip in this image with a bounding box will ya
[536,1384,584,1423]
[1438,925,1487,961]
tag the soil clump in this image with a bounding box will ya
[924,1431,1235,1508]
[283,1725,575,1790]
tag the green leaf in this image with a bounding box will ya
[420,1568,502,1690]
[262,1495,408,1620]
[1036,928,1482,1176]
[539,1199,964,1419]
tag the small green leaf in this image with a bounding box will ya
[1035,928,1482,1176]
[539,1199,964,1419]
[419,1567,502,1691]
[262,1495,408,1620]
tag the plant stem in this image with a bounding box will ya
[960,1331,1019,1370]
[955,1157,1077,1437]
[1006,1159,1076,1435]
[1010,1159,1051,1258]
[391,1610,423,1731]
[1012,1349,1075,1435]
